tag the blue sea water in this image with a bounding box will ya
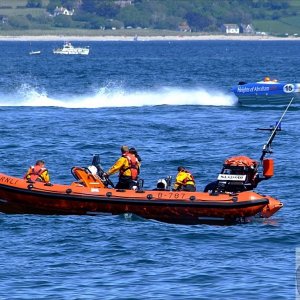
[0,40,299,299]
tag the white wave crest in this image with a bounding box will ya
[0,84,237,108]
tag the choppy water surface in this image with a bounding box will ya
[0,40,299,299]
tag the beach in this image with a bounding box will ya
[0,34,299,41]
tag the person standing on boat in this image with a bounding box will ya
[173,166,196,192]
[105,146,140,189]
[24,160,50,183]
[129,147,142,165]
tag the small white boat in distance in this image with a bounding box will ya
[29,50,41,55]
[53,42,90,55]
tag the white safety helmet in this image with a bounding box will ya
[157,179,167,189]
[88,165,98,175]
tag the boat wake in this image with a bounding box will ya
[0,84,237,108]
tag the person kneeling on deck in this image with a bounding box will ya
[173,166,196,192]
[24,160,50,183]
[105,145,140,190]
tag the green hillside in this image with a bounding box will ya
[253,17,300,35]
[1,0,300,36]
[0,0,48,18]
[253,0,300,35]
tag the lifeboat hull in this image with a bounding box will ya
[0,173,282,225]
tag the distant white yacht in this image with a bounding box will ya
[29,50,41,55]
[53,42,90,55]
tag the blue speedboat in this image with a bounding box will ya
[231,77,300,105]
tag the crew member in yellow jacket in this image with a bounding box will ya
[105,145,140,189]
[24,160,50,183]
[173,166,196,192]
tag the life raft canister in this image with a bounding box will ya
[224,156,258,168]
[263,158,274,177]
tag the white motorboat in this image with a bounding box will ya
[29,50,41,55]
[53,42,90,55]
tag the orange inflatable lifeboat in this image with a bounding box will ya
[0,100,290,225]
[0,154,283,225]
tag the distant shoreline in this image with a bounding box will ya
[0,34,299,42]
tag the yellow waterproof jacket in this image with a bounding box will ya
[107,156,140,178]
[25,166,50,183]
[40,169,50,183]
[173,171,195,190]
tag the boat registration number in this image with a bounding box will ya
[217,174,246,181]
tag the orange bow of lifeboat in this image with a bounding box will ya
[259,195,283,218]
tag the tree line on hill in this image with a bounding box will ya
[0,0,295,32]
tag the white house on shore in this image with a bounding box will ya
[221,23,256,35]
[114,0,133,7]
[240,24,255,34]
[221,24,240,34]
[178,22,191,32]
[54,6,74,17]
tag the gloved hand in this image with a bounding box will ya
[103,172,109,177]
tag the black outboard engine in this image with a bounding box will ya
[204,156,260,193]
